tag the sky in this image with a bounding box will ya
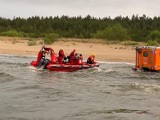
[0,0,159,19]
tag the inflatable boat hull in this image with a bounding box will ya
[47,62,99,72]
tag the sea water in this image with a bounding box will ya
[0,54,160,120]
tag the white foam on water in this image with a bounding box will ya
[97,60,134,65]
[94,67,102,72]
[132,82,160,93]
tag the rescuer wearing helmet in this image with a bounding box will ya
[87,54,96,64]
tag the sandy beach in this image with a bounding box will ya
[0,37,136,63]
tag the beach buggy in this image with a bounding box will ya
[133,46,160,72]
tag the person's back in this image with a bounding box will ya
[59,49,65,57]
[70,49,76,57]
[69,49,76,64]
[87,54,95,64]
[58,49,65,64]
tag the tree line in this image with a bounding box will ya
[0,15,160,43]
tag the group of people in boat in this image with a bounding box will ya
[37,46,96,67]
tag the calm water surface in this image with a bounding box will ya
[0,54,160,120]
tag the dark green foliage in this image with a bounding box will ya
[0,15,159,42]
[93,30,106,39]
[149,30,160,39]
[94,24,128,41]
[147,30,160,42]
[0,30,24,37]
[146,40,159,46]
[44,33,59,44]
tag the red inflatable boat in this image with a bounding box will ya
[46,62,99,72]
[30,46,99,72]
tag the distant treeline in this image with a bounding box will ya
[0,15,160,43]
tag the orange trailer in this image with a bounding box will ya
[134,46,160,71]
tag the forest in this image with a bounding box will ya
[0,14,160,44]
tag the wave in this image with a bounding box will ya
[0,72,15,83]
[69,109,148,117]
[130,83,160,92]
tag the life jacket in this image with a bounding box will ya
[58,50,65,64]
[58,57,63,64]
[75,55,83,65]
[77,59,82,65]
[59,50,65,57]
[69,50,76,64]
[70,50,75,57]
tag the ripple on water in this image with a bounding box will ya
[0,55,160,120]
[130,83,160,92]
[0,72,15,83]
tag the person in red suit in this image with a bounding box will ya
[50,48,57,64]
[58,49,65,64]
[37,46,51,68]
[69,49,76,64]
[87,54,96,64]
[37,46,46,62]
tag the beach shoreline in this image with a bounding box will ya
[0,37,136,63]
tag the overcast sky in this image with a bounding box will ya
[0,0,159,19]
